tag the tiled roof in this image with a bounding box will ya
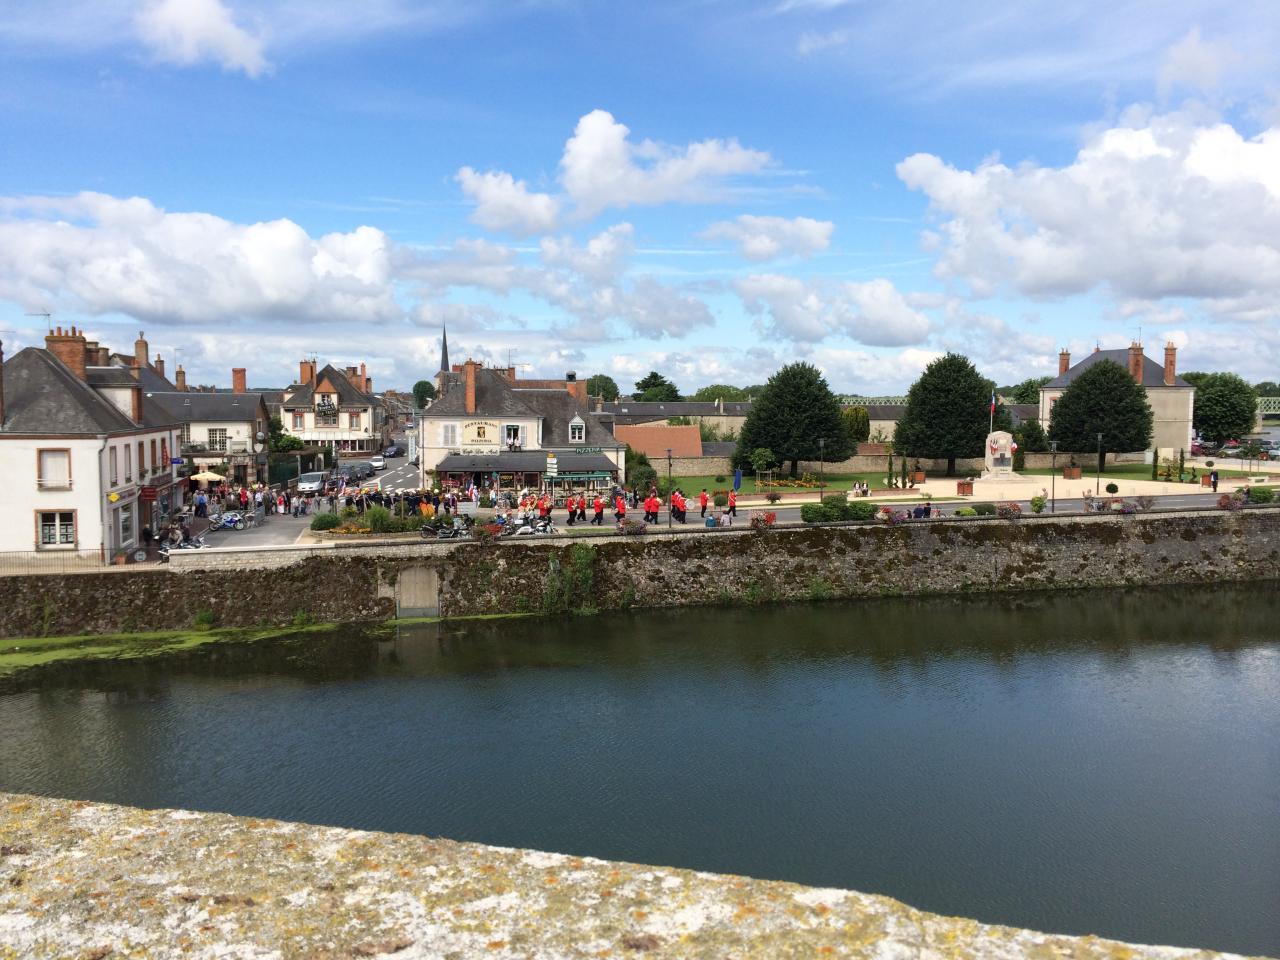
[614,424,703,458]
[1045,350,1192,389]
[146,392,268,424]
[422,370,539,418]
[282,365,374,409]
[1,348,139,434]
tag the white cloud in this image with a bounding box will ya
[736,274,930,345]
[559,109,772,217]
[702,215,833,260]
[455,167,560,236]
[0,192,398,324]
[796,29,848,56]
[1158,27,1237,98]
[539,223,633,281]
[135,0,269,77]
[896,111,1280,312]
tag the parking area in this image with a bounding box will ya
[201,511,314,547]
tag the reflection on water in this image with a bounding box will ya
[1,584,1278,956]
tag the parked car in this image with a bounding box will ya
[296,471,328,494]
[383,445,402,457]
[370,455,386,471]
[336,464,359,482]
[354,461,374,479]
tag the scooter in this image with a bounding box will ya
[158,534,207,562]
[423,515,473,540]
[508,514,557,536]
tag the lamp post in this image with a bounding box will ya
[1095,432,1103,496]
[818,437,826,500]
[666,448,673,529]
[1048,440,1057,513]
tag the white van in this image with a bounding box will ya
[296,472,327,494]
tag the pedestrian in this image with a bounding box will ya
[1210,468,1219,493]
[576,493,587,523]
[566,494,576,526]
[592,493,605,526]
[614,492,626,523]
[699,488,708,518]
[727,489,737,517]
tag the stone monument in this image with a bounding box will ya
[983,431,1017,479]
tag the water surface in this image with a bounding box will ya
[2,587,1277,955]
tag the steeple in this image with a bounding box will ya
[439,324,450,373]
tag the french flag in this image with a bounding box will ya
[989,390,996,414]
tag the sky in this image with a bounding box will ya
[1,0,1279,395]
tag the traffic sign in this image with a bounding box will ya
[546,452,558,478]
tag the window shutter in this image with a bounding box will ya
[39,450,70,487]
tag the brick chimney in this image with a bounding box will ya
[175,365,187,391]
[464,359,478,414]
[134,331,149,369]
[366,376,373,394]
[1127,342,1144,384]
[96,346,110,365]
[45,325,88,379]
[232,368,247,394]
[359,362,368,391]
[1163,342,1177,386]
[565,371,586,406]
[299,359,316,386]
[84,340,99,367]
[153,354,165,379]
[1058,348,1070,375]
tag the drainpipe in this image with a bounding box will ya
[97,433,110,562]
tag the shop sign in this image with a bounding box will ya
[461,420,500,450]
[546,452,558,477]
[170,457,184,465]
[140,486,157,502]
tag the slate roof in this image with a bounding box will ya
[861,404,906,421]
[424,369,539,418]
[85,366,139,388]
[436,452,618,474]
[599,400,753,424]
[282,365,374,410]
[1,348,139,435]
[146,392,269,424]
[1044,350,1192,389]
[1008,403,1040,425]
[700,442,737,457]
[513,389,621,447]
[613,424,703,458]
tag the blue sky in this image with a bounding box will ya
[2,0,1278,394]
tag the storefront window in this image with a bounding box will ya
[118,503,134,545]
[38,511,75,547]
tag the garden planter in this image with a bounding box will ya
[1200,475,1213,487]
[956,480,974,495]
[1062,466,1082,479]
[911,470,926,483]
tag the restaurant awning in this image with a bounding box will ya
[436,452,618,473]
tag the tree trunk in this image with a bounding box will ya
[789,459,799,478]
[946,456,956,477]
[1097,448,1106,476]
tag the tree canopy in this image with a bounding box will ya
[412,379,436,407]
[1048,359,1153,471]
[625,446,656,492]
[894,354,993,476]
[1188,372,1258,444]
[689,383,747,402]
[1014,418,1050,452]
[585,373,620,402]
[1003,376,1052,404]
[732,362,851,476]
[841,405,870,443]
[634,371,681,402]
[1253,380,1279,397]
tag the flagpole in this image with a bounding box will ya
[989,390,995,435]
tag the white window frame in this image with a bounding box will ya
[569,418,585,443]
[208,428,228,452]
[37,510,76,549]
[441,423,458,446]
[37,448,72,490]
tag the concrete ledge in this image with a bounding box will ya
[0,793,1256,959]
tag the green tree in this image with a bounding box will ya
[1014,418,1049,452]
[586,373,620,401]
[1005,376,1052,404]
[272,433,304,453]
[1048,359,1154,473]
[1253,380,1279,396]
[1188,372,1258,444]
[840,406,870,444]
[267,415,285,447]
[741,384,768,398]
[625,446,656,492]
[733,362,851,477]
[749,447,776,473]
[634,371,681,402]
[412,379,436,407]
[894,354,993,476]
[690,383,747,402]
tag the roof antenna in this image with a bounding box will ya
[23,309,51,324]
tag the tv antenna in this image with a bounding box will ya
[24,309,51,323]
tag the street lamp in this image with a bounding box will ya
[1095,432,1103,496]
[1048,440,1057,513]
[818,437,826,500]
[666,448,673,529]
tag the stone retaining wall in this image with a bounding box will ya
[0,792,1253,959]
[0,509,1277,638]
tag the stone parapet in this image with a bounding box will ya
[0,792,1257,959]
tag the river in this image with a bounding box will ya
[1,586,1277,955]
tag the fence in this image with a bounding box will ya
[0,548,110,576]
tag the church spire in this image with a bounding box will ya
[439,324,450,373]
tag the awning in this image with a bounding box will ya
[436,452,618,473]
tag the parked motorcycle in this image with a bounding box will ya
[507,514,557,536]
[157,534,207,562]
[423,516,473,540]
[209,511,248,531]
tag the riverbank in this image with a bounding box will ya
[0,791,1261,959]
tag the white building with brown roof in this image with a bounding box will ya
[281,359,386,457]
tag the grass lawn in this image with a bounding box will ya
[673,472,916,494]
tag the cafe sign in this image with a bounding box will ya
[461,420,500,451]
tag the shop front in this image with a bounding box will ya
[435,451,618,497]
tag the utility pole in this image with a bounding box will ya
[666,448,673,529]
[1049,440,1057,513]
[1096,433,1103,495]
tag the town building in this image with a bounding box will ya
[612,424,704,460]
[598,398,751,435]
[146,368,272,486]
[1039,343,1194,453]
[0,328,182,562]
[419,359,625,495]
[281,360,387,458]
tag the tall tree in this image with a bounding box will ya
[1252,380,1279,396]
[1005,376,1052,404]
[841,405,870,443]
[741,384,769,399]
[1048,360,1153,472]
[1189,372,1258,444]
[412,379,436,407]
[634,371,681,402]
[1015,418,1050,452]
[894,354,992,476]
[585,373,620,402]
[690,384,747,402]
[732,363,851,477]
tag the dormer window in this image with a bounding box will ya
[569,416,585,443]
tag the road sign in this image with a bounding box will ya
[546,452,558,478]
[170,457,184,465]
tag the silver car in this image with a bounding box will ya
[296,472,327,494]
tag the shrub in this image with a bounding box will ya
[311,512,342,531]
[365,506,392,533]
[800,503,826,523]
[955,507,978,517]
[749,511,777,531]
[821,494,850,520]
[845,500,877,521]
[1105,482,1119,494]
[765,492,782,504]
[617,518,648,535]
[971,502,997,516]
[1218,493,1243,511]
[1247,486,1275,503]
[996,501,1022,519]
[713,493,728,507]
[714,474,726,483]
[193,609,217,631]
[1029,495,1047,514]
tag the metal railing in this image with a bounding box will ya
[0,548,109,575]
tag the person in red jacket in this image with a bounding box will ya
[538,495,551,519]
[727,489,737,517]
[699,488,709,518]
[614,493,626,522]
[576,494,587,523]
[592,494,605,525]
[565,493,576,526]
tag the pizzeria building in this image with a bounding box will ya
[417,357,625,497]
